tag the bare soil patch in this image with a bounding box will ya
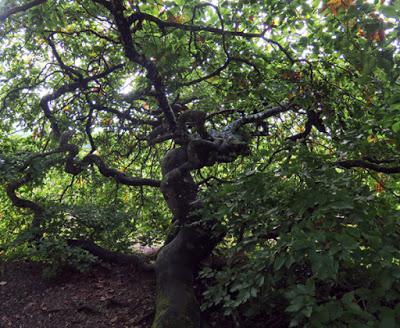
[0,261,155,328]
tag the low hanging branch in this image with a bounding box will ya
[6,174,44,234]
[67,239,154,271]
[5,148,69,241]
[56,131,161,187]
[84,154,162,187]
[5,145,157,271]
[6,130,160,240]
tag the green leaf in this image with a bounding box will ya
[274,254,286,270]
[302,306,313,318]
[341,291,355,305]
[392,121,400,133]
[335,234,358,250]
[314,304,330,323]
[326,301,343,321]
[379,308,395,328]
[287,299,304,313]
[311,254,338,279]
[380,6,398,18]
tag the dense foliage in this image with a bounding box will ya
[200,152,400,327]
[0,0,399,327]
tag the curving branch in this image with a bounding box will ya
[40,64,124,138]
[6,174,44,230]
[179,54,260,88]
[37,63,161,189]
[83,154,161,187]
[207,108,245,120]
[179,58,231,87]
[336,159,400,174]
[127,11,294,63]
[45,28,119,45]
[287,109,326,141]
[230,56,262,76]
[147,132,174,146]
[67,239,154,271]
[4,130,160,246]
[288,120,313,141]
[225,103,292,132]
[0,0,46,21]
[362,157,397,165]
[56,131,161,187]
[92,104,157,127]
[5,149,67,241]
[128,11,266,38]
[46,36,83,80]
[96,0,177,131]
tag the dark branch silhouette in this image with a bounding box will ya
[0,0,47,21]
[337,159,400,174]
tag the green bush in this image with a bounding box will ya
[28,238,97,278]
[200,153,400,327]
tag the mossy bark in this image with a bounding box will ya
[152,227,214,328]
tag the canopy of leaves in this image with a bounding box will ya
[0,0,399,326]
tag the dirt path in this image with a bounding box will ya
[0,262,155,328]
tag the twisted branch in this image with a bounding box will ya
[40,64,124,138]
[95,0,177,131]
[225,103,292,132]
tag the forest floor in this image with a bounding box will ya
[0,261,156,328]
[0,261,236,328]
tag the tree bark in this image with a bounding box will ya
[152,120,252,327]
[152,227,215,328]
[153,146,219,328]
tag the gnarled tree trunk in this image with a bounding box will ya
[153,144,222,328]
